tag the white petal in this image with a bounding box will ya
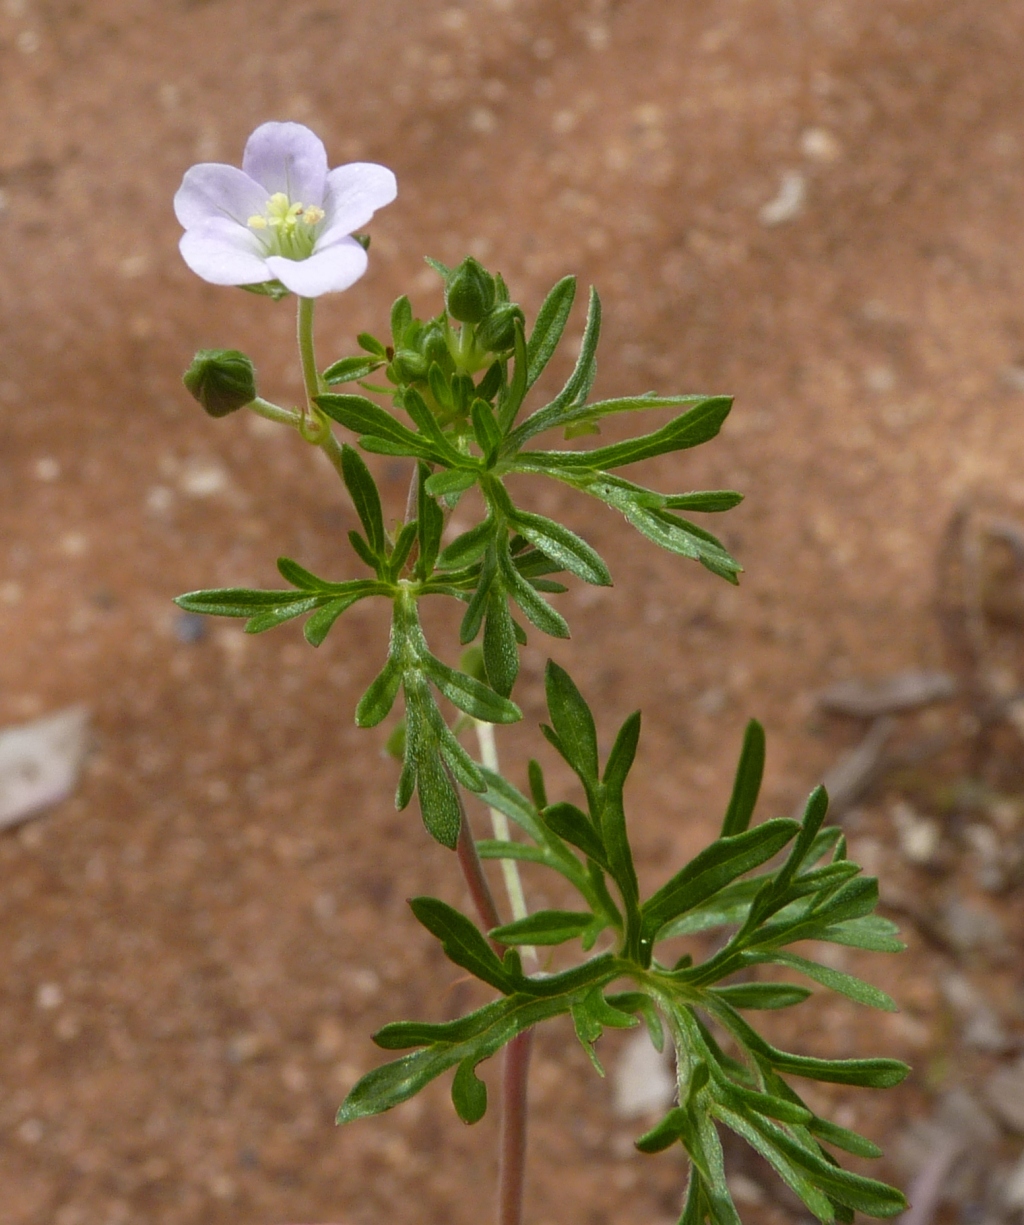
[179,218,272,286]
[242,122,328,206]
[319,163,398,244]
[265,239,368,297]
[174,164,268,229]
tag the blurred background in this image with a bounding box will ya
[3,1,1024,1223]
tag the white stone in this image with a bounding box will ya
[612,1029,675,1119]
[0,706,88,830]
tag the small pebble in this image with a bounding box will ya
[174,613,206,644]
[759,171,805,226]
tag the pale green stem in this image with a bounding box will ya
[248,396,300,427]
[474,720,535,964]
[296,295,347,483]
[297,296,320,414]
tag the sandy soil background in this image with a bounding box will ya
[3,1,1024,1223]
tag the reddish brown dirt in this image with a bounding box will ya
[4,2,1024,1223]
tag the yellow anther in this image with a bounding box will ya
[303,205,325,226]
[247,215,268,230]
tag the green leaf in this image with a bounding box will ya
[598,710,642,952]
[175,588,314,617]
[416,466,444,578]
[497,544,570,638]
[414,748,463,848]
[428,360,453,410]
[490,910,595,946]
[715,1080,813,1126]
[244,599,322,633]
[509,509,611,586]
[324,355,385,384]
[720,720,765,837]
[521,395,732,471]
[357,331,387,357]
[483,584,519,698]
[424,255,451,280]
[514,392,707,451]
[642,819,800,944]
[714,1104,836,1223]
[710,982,811,1010]
[526,274,575,390]
[402,387,468,466]
[409,897,512,992]
[471,396,502,459]
[340,444,385,555]
[527,759,547,809]
[477,768,547,844]
[374,1001,509,1050]
[603,710,641,795]
[542,802,609,870]
[276,557,326,589]
[774,786,830,894]
[438,518,494,569]
[391,294,413,345]
[544,661,601,784]
[356,656,404,727]
[547,286,600,414]
[808,1115,883,1159]
[340,992,591,1123]
[657,879,763,939]
[497,316,529,433]
[606,992,664,1051]
[452,1058,488,1124]
[420,653,521,724]
[815,916,905,954]
[754,951,898,1012]
[663,490,744,512]
[303,599,349,646]
[711,998,909,1088]
[621,505,740,581]
[739,1111,908,1216]
[425,467,478,499]
[316,393,441,461]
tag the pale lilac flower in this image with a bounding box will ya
[174,122,396,297]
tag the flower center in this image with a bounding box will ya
[247,192,325,260]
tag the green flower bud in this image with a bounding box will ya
[444,256,495,324]
[476,301,525,353]
[420,321,450,367]
[393,348,429,382]
[182,349,257,418]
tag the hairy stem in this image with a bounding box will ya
[475,720,535,962]
[474,724,535,1224]
[297,296,320,414]
[248,396,301,426]
[295,295,348,482]
[499,1030,533,1225]
[454,783,502,940]
[451,774,532,1225]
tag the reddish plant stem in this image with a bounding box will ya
[456,807,502,940]
[451,781,532,1225]
[499,1029,534,1225]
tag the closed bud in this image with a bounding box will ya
[444,256,495,324]
[420,322,450,367]
[182,349,256,418]
[476,301,525,353]
[393,348,429,382]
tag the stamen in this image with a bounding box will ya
[248,215,268,230]
[303,205,325,226]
